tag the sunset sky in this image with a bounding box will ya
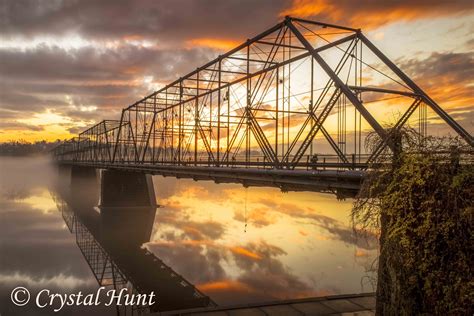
[0,0,473,142]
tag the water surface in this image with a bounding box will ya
[0,156,377,315]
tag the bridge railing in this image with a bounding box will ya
[53,140,473,172]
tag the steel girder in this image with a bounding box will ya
[52,16,472,172]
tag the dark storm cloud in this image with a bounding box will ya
[0,45,215,83]
[3,0,473,43]
[443,108,474,125]
[1,0,288,42]
[0,43,218,124]
[66,126,83,134]
[0,121,44,131]
[3,81,137,97]
[398,51,474,82]
[0,88,64,111]
[397,51,474,133]
[1,0,471,139]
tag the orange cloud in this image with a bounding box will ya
[187,38,240,50]
[122,34,145,41]
[122,66,143,75]
[229,246,262,260]
[355,249,370,258]
[149,239,216,248]
[197,280,252,293]
[315,234,332,241]
[233,206,278,227]
[281,0,473,30]
[282,0,338,20]
[298,229,308,236]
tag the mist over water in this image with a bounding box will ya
[0,156,377,315]
[0,156,115,315]
[0,156,56,197]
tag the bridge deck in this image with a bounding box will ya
[157,293,375,315]
[58,161,365,196]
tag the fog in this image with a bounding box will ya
[0,156,114,315]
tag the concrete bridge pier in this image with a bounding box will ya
[69,165,100,209]
[99,169,156,208]
[56,164,71,188]
[57,164,70,178]
[64,166,156,208]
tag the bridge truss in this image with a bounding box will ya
[53,16,473,193]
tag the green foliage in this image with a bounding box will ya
[353,136,473,315]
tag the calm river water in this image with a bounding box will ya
[0,156,377,315]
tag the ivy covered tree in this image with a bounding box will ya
[353,130,473,315]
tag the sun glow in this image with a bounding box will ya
[1,110,90,142]
[19,111,70,126]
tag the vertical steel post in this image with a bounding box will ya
[195,73,199,166]
[217,58,221,166]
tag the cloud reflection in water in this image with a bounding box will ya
[145,176,378,305]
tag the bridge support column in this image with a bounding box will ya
[70,165,99,188]
[56,164,71,187]
[70,165,100,206]
[57,164,70,177]
[99,170,156,208]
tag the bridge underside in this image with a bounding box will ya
[60,162,363,198]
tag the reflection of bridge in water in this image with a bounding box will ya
[52,167,215,315]
[54,159,377,315]
[52,16,472,196]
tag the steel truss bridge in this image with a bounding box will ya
[53,16,473,195]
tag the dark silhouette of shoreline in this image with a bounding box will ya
[0,140,62,156]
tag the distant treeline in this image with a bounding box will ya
[0,140,62,156]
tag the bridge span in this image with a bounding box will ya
[53,16,473,196]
